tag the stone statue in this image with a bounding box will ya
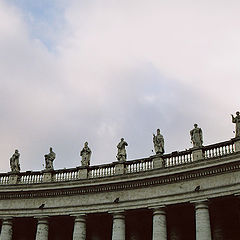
[10,149,20,173]
[116,138,128,161]
[231,111,240,138]
[44,147,56,170]
[153,129,165,155]
[190,124,203,148]
[80,142,91,166]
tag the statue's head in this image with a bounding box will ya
[194,123,198,128]
[121,138,124,141]
[50,147,52,152]
[15,149,18,153]
[236,111,240,116]
[157,129,160,134]
[84,142,88,147]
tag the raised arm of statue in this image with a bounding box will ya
[232,114,236,123]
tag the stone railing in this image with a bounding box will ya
[163,149,193,167]
[203,139,235,159]
[1,138,240,185]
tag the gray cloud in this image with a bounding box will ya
[0,0,239,172]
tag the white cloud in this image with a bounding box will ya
[0,0,240,172]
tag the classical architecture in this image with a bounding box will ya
[1,133,240,239]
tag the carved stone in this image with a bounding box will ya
[10,149,20,173]
[231,111,240,138]
[80,142,91,167]
[153,156,164,168]
[115,162,125,175]
[116,138,128,161]
[190,124,203,148]
[0,218,13,240]
[153,129,164,155]
[78,167,88,179]
[44,147,55,171]
[192,148,204,161]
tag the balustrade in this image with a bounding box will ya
[0,139,238,185]
[89,164,115,178]
[126,158,153,173]
[164,150,192,167]
[203,140,235,159]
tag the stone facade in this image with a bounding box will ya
[0,138,240,239]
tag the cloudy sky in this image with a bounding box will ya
[0,0,239,172]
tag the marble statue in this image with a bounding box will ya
[10,149,20,173]
[153,129,165,155]
[190,124,203,148]
[80,142,91,166]
[231,111,240,138]
[44,147,56,170]
[117,138,128,161]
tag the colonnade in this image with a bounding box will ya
[0,200,214,240]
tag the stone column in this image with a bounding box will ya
[112,212,125,240]
[72,215,86,240]
[195,201,212,240]
[35,217,49,240]
[152,207,167,240]
[0,218,13,240]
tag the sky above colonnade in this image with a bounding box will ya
[0,0,240,171]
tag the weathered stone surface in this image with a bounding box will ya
[35,217,49,240]
[231,111,240,138]
[195,201,212,240]
[112,212,125,240]
[152,207,167,240]
[190,124,203,148]
[153,129,164,155]
[0,218,13,240]
[44,147,55,171]
[72,215,86,240]
[10,149,20,173]
[117,138,128,161]
[192,148,203,161]
[80,142,91,167]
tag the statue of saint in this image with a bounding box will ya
[231,111,240,138]
[80,142,91,166]
[153,129,164,155]
[44,147,56,170]
[190,124,203,148]
[10,149,20,172]
[116,138,128,161]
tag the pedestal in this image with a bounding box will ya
[78,168,88,179]
[152,156,164,169]
[192,148,203,161]
[114,162,125,175]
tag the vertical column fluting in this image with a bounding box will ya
[0,218,13,240]
[112,212,125,240]
[72,215,86,240]
[195,201,212,240]
[152,207,167,240]
[35,217,49,240]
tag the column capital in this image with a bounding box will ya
[1,218,13,226]
[35,216,49,224]
[72,214,87,223]
[191,199,209,207]
[150,205,166,215]
[111,211,125,220]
